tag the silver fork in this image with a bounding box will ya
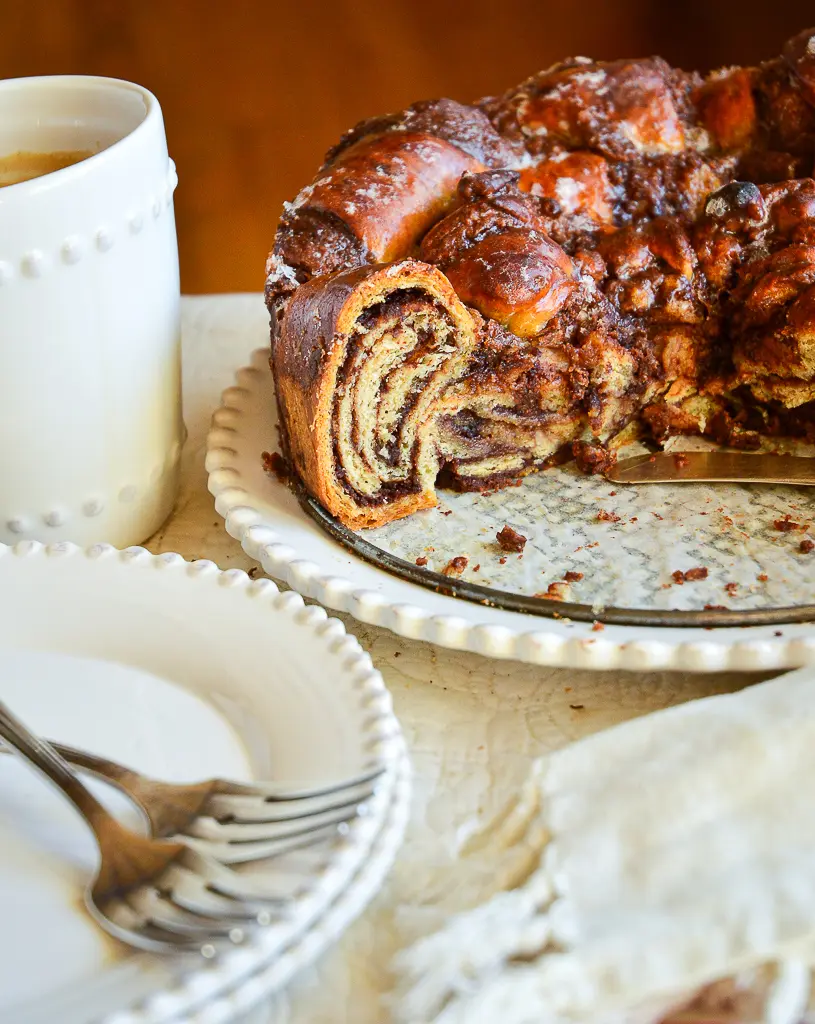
[0,739,385,864]
[0,700,338,954]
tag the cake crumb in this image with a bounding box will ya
[498,556,507,565]
[774,515,801,532]
[673,567,709,584]
[261,450,291,483]
[535,581,569,601]
[564,571,584,582]
[442,556,468,576]
[592,621,605,631]
[473,563,480,572]
[496,525,527,552]
[597,509,621,523]
[704,604,727,610]
[800,538,815,554]
[572,440,616,475]
[415,556,428,567]
[724,582,738,596]
[673,452,689,468]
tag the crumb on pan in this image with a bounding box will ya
[442,556,468,576]
[496,525,527,552]
[261,450,291,483]
[673,567,709,584]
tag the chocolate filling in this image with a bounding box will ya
[331,288,460,504]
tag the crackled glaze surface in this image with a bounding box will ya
[161,294,796,1023]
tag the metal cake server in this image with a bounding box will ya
[608,451,815,486]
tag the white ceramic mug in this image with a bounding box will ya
[0,76,183,547]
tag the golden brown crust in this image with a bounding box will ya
[439,229,577,338]
[276,133,482,273]
[271,99,525,290]
[497,57,697,159]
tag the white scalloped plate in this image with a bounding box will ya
[206,343,815,673]
[0,541,407,1024]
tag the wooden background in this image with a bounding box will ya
[3,0,813,293]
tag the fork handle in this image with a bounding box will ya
[47,742,143,790]
[0,700,115,839]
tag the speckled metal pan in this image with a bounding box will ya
[298,489,815,629]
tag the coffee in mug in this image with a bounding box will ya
[0,149,95,187]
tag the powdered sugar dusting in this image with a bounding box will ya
[554,177,582,213]
[571,70,607,87]
[265,255,299,290]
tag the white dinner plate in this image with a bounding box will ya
[0,541,407,1023]
[205,300,815,672]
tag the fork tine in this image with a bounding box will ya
[206,779,379,823]
[98,898,225,955]
[159,861,291,924]
[186,803,366,843]
[123,888,251,940]
[177,846,314,903]
[182,820,350,865]
[208,787,376,824]
[226,765,386,802]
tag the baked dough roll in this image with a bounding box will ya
[271,99,525,286]
[421,171,578,337]
[273,260,478,529]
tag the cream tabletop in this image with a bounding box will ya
[148,294,770,1024]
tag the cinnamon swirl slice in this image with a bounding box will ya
[273,260,478,528]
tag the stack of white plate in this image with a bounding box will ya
[0,541,409,1024]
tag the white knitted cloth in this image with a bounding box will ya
[392,670,815,1024]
